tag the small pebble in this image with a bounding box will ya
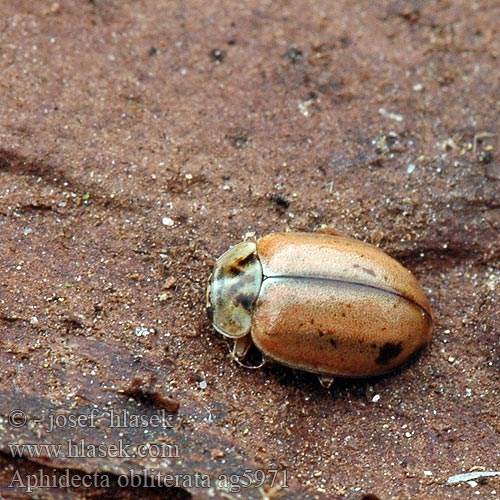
[211,448,225,459]
[210,49,225,63]
[378,108,403,122]
[135,326,150,337]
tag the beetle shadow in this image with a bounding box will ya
[258,346,430,400]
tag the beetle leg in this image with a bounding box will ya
[231,336,266,369]
[232,335,253,359]
[318,374,335,388]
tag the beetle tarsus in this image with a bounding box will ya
[318,375,335,388]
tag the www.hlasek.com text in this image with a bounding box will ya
[8,439,179,460]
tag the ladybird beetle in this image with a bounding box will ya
[207,232,433,384]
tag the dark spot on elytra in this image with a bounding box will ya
[235,293,254,312]
[362,266,376,277]
[353,263,376,277]
[370,343,377,350]
[376,342,403,365]
[226,252,256,277]
[329,339,337,348]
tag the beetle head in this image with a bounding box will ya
[207,241,262,339]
